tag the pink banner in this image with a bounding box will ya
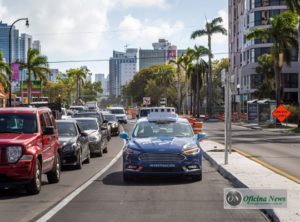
[11,63,20,81]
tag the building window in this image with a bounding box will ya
[250,74,264,89]
[284,73,298,88]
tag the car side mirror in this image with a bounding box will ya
[43,126,54,135]
[103,119,108,124]
[196,133,206,142]
[120,131,129,140]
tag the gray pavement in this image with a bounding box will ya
[204,121,300,180]
[48,158,268,222]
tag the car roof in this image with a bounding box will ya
[74,111,99,114]
[72,117,98,121]
[56,119,77,123]
[107,107,124,109]
[137,116,189,124]
[0,107,50,114]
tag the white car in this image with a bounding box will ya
[107,107,127,124]
[61,108,71,120]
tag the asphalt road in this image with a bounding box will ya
[204,121,300,180]
[45,122,267,222]
[0,125,127,222]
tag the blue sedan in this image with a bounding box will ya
[120,114,205,182]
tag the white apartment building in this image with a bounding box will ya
[229,0,300,105]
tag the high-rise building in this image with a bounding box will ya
[229,0,299,104]
[109,48,137,96]
[139,39,186,70]
[32,40,41,52]
[19,33,32,63]
[0,22,20,63]
[49,69,60,83]
[95,73,109,96]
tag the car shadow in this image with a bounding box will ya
[100,171,195,186]
[0,187,29,199]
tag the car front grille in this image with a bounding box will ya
[139,153,185,162]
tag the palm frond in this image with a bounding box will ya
[191,29,207,39]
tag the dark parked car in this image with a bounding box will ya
[56,120,90,169]
[72,111,111,141]
[103,113,120,136]
[73,118,107,157]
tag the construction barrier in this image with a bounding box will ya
[181,115,203,134]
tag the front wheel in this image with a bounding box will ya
[47,154,61,184]
[26,159,42,195]
[75,151,83,169]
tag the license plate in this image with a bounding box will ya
[149,164,176,168]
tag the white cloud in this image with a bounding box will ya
[212,9,228,45]
[115,0,169,9]
[118,15,184,45]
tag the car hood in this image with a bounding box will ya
[129,136,196,153]
[59,137,76,146]
[84,130,98,135]
[0,133,39,146]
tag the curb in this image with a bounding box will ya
[203,150,280,222]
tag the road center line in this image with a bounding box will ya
[36,141,125,222]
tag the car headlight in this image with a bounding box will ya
[182,145,200,155]
[89,136,100,142]
[7,146,22,163]
[125,148,141,155]
[63,143,77,153]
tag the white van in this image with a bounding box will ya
[107,107,127,124]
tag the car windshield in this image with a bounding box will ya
[57,122,77,137]
[70,107,84,111]
[0,114,37,134]
[76,119,98,131]
[104,114,116,121]
[132,121,194,138]
[110,109,125,114]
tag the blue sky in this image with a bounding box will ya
[0,0,228,79]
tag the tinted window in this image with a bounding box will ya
[44,112,53,126]
[140,109,151,117]
[57,122,77,137]
[110,109,125,114]
[76,119,98,131]
[0,114,38,134]
[40,114,46,132]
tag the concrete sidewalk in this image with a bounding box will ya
[201,140,300,222]
[233,122,299,134]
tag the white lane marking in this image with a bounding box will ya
[36,141,125,222]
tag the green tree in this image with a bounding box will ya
[246,11,298,104]
[253,54,275,99]
[188,46,209,116]
[81,81,103,102]
[66,67,88,103]
[19,48,50,103]
[191,16,227,117]
[0,50,11,91]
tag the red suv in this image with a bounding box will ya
[0,107,61,194]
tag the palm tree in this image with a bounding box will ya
[191,16,227,117]
[169,56,185,113]
[67,67,88,104]
[19,48,50,103]
[189,46,209,117]
[0,50,11,91]
[246,11,298,105]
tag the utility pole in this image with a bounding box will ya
[224,69,232,164]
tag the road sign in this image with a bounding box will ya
[272,104,291,122]
[143,97,151,106]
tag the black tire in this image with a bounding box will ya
[26,159,42,195]
[47,154,61,183]
[95,147,103,157]
[191,173,202,181]
[84,150,91,164]
[75,151,83,169]
[123,172,133,182]
[103,146,108,153]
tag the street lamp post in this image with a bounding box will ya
[8,18,29,107]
